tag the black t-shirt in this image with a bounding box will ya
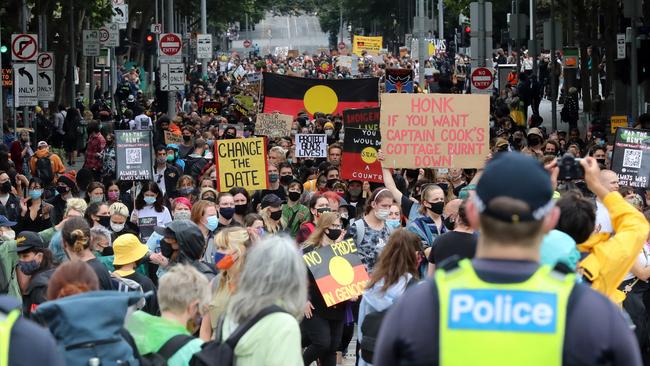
[427,231,477,265]
[374,259,642,366]
[86,258,114,290]
[124,271,159,315]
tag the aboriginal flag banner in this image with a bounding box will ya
[262,73,379,117]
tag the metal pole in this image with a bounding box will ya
[22,0,30,129]
[165,0,176,118]
[478,0,486,67]
[69,0,76,109]
[630,19,638,118]
[339,0,343,44]
[110,47,117,115]
[201,0,207,80]
[550,0,557,130]
[0,16,4,141]
[530,0,537,75]
[418,0,426,87]
[438,0,444,40]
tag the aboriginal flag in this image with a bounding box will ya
[263,73,379,117]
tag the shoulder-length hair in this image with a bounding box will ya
[367,229,421,293]
[135,181,165,212]
[227,236,307,323]
[303,211,339,249]
[214,227,252,291]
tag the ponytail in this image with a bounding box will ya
[62,217,92,254]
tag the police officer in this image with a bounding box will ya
[374,152,642,365]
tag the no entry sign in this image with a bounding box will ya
[159,33,182,57]
[11,34,38,61]
[470,67,494,94]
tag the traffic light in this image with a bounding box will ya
[144,32,156,55]
[461,25,471,47]
[0,45,7,53]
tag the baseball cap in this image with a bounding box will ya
[527,127,543,138]
[0,215,17,227]
[475,152,554,223]
[37,141,48,148]
[15,231,47,253]
[260,194,282,209]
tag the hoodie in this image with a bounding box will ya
[29,149,66,179]
[168,220,217,279]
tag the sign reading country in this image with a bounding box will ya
[303,239,370,307]
[380,93,490,169]
[343,107,380,131]
[352,35,382,56]
[610,128,650,188]
[341,128,383,183]
[262,73,379,117]
[215,137,268,192]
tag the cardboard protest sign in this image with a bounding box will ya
[138,217,157,243]
[295,134,328,158]
[215,137,268,192]
[610,128,650,188]
[343,107,380,131]
[386,68,414,93]
[218,124,244,137]
[164,130,183,145]
[303,239,370,307]
[336,56,352,69]
[255,113,293,138]
[352,35,383,56]
[115,130,153,181]
[341,128,383,182]
[202,101,222,115]
[380,93,490,169]
[234,95,255,112]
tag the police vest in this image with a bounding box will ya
[436,259,575,366]
[0,309,20,366]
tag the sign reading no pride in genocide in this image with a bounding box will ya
[380,93,490,169]
[295,134,327,158]
[215,137,268,192]
[255,113,293,138]
[303,239,370,307]
[115,130,153,181]
[611,128,650,188]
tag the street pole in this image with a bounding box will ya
[0,15,4,141]
[339,0,344,45]
[200,0,207,80]
[530,0,537,75]
[478,0,486,67]
[165,0,176,118]
[69,0,76,110]
[630,19,638,118]
[550,0,557,131]
[418,0,426,87]
[438,0,444,40]
[21,0,29,129]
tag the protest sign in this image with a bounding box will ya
[341,128,383,183]
[215,137,268,192]
[352,35,383,56]
[288,49,299,58]
[164,130,183,145]
[386,68,414,93]
[115,130,153,181]
[255,113,293,138]
[610,115,628,134]
[610,128,650,188]
[234,95,255,112]
[303,238,370,307]
[138,217,157,242]
[380,93,490,169]
[218,124,244,137]
[295,134,328,158]
[336,56,352,69]
[202,101,222,115]
[343,107,380,131]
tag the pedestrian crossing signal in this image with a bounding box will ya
[0,45,7,53]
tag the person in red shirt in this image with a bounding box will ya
[83,121,106,181]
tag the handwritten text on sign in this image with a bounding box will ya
[215,137,268,192]
[255,113,293,138]
[380,94,490,169]
[295,134,328,158]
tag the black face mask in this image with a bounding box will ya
[443,216,455,230]
[288,191,301,202]
[183,135,192,142]
[270,210,283,221]
[0,181,12,194]
[437,183,449,193]
[316,207,331,216]
[426,201,445,215]
[98,216,111,228]
[57,186,70,195]
[280,175,294,185]
[101,246,114,256]
[326,229,342,241]
[528,137,541,146]
[303,159,315,168]
[326,179,339,188]
[160,239,174,258]
[224,133,236,139]
[596,158,606,166]
[235,204,248,215]
[405,169,419,180]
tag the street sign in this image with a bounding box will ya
[83,30,101,57]
[243,39,252,48]
[470,67,494,94]
[196,34,213,59]
[11,34,38,61]
[159,33,182,61]
[112,4,128,28]
[151,23,162,34]
[36,52,54,71]
[617,33,626,59]
[95,48,111,67]
[13,63,38,106]
[100,23,119,47]
[160,63,185,91]
[37,70,55,101]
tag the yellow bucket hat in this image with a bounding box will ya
[113,234,149,266]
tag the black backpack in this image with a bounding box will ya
[35,154,54,185]
[190,305,286,366]
[141,334,194,366]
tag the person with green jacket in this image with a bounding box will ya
[126,264,207,365]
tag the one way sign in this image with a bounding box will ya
[13,63,38,106]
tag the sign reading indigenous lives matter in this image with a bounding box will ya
[295,134,328,158]
[341,128,383,183]
[215,137,268,192]
[255,113,293,138]
[115,130,153,181]
[380,93,490,169]
[343,107,380,131]
[303,239,370,307]
[610,128,650,188]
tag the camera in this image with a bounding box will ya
[558,153,584,180]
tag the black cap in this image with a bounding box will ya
[475,152,554,223]
[261,194,282,209]
[15,231,47,253]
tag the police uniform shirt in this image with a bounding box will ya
[374,258,641,366]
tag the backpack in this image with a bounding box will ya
[35,154,54,186]
[190,305,286,366]
[111,274,146,310]
[351,218,395,248]
[360,277,417,363]
[141,334,194,366]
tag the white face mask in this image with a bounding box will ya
[174,210,192,221]
[325,130,333,137]
[110,222,125,233]
[374,209,390,221]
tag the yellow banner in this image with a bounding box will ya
[352,35,383,56]
[610,115,628,134]
[215,137,268,192]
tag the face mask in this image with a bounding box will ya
[256,227,266,237]
[183,135,192,142]
[280,175,294,185]
[215,253,237,270]
[29,189,43,200]
[108,191,120,201]
[234,204,248,215]
[180,187,194,196]
[18,259,40,275]
[386,219,401,230]
[224,133,236,139]
[90,195,104,204]
[443,216,455,230]
[437,183,449,193]
[268,173,279,183]
[427,201,445,215]
[156,156,167,165]
[339,132,345,141]
[326,229,342,241]
[0,230,15,241]
[326,179,338,188]
[270,210,283,221]
[291,129,298,135]
[98,216,111,228]
[288,191,301,202]
[166,155,175,162]
[303,159,315,168]
[596,158,606,166]
[111,222,125,232]
[219,207,236,220]
[144,196,156,205]
[206,215,219,231]
[101,247,114,256]
[160,239,174,258]
[349,188,361,197]
[374,209,390,221]
[325,130,333,137]
[174,210,191,220]
[316,207,331,217]
[0,182,12,194]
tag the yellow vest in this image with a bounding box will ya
[436,259,574,366]
[0,310,20,366]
